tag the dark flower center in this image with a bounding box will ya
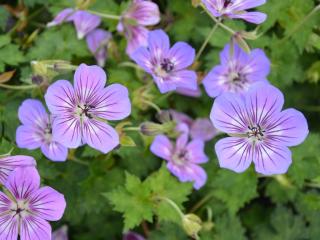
[77,104,95,119]
[223,0,233,8]
[173,149,188,166]
[247,125,265,141]
[161,58,175,73]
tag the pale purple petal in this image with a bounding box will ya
[210,92,248,134]
[72,10,101,39]
[53,226,68,240]
[130,46,153,73]
[82,120,119,153]
[148,30,170,60]
[220,43,248,66]
[169,110,193,127]
[5,167,40,200]
[176,133,189,151]
[190,118,218,141]
[186,139,208,163]
[126,0,160,26]
[126,26,149,55]
[229,11,267,24]
[47,8,75,27]
[168,42,195,71]
[242,49,270,80]
[16,125,43,150]
[150,135,173,161]
[215,137,253,173]
[92,84,131,120]
[29,186,66,221]
[20,215,51,240]
[229,0,267,11]
[166,70,198,91]
[0,214,19,240]
[45,80,76,115]
[0,155,36,185]
[153,75,177,94]
[266,109,309,147]
[74,64,106,103]
[176,86,202,98]
[41,142,68,162]
[0,192,12,212]
[253,143,291,175]
[18,99,48,128]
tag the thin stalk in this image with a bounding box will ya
[195,20,220,61]
[69,156,89,166]
[190,192,215,213]
[155,196,184,219]
[141,99,161,113]
[0,84,37,90]
[87,10,121,20]
[122,127,141,132]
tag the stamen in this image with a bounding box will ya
[161,58,175,73]
[223,0,233,8]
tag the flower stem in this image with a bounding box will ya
[69,156,89,166]
[195,20,220,61]
[141,99,161,113]
[154,196,184,219]
[87,10,121,20]
[122,127,141,132]
[0,84,38,90]
[190,192,215,213]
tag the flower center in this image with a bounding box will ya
[76,104,95,119]
[161,58,175,73]
[44,124,52,142]
[223,0,233,8]
[172,150,188,166]
[247,125,265,141]
[11,200,30,218]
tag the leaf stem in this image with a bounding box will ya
[87,10,121,20]
[141,99,161,113]
[154,196,184,219]
[0,84,38,90]
[190,192,215,213]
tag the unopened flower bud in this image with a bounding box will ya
[157,110,172,123]
[274,175,293,188]
[31,75,44,85]
[233,33,251,53]
[239,30,259,40]
[182,214,202,238]
[140,122,164,136]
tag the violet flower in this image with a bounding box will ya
[47,8,75,27]
[86,29,112,67]
[202,0,267,24]
[53,226,68,240]
[131,30,197,94]
[16,99,68,162]
[0,167,66,240]
[117,0,160,54]
[203,43,270,98]
[151,133,208,189]
[44,64,131,154]
[0,155,36,184]
[211,83,309,175]
[123,231,145,240]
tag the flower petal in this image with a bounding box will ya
[168,42,195,70]
[266,108,309,147]
[167,70,198,91]
[74,64,106,103]
[130,46,153,73]
[210,92,248,134]
[20,216,51,240]
[82,120,119,154]
[186,139,208,163]
[41,142,68,162]
[190,118,218,141]
[150,135,173,161]
[230,0,267,12]
[148,30,170,60]
[153,75,177,94]
[176,86,202,98]
[47,8,75,27]
[18,99,48,128]
[16,125,43,150]
[126,26,149,55]
[253,143,291,175]
[45,80,76,115]
[203,65,228,98]
[52,226,68,240]
[0,214,19,240]
[127,0,160,26]
[92,84,131,120]
[0,156,36,185]
[215,137,253,173]
[5,167,40,200]
[29,186,66,221]
[229,11,267,24]
[242,49,270,79]
[72,10,101,39]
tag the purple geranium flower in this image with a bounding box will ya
[45,64,131,153]
[123,231,145,240]
[0,155,36,184]
[53,226,68,240]
[0,166,66,240]
[117,0,160,54]
[211,83,309,175]
[16,99,68,162]
[203,43,270,98]
[202,0,267,24]
[151,133,208,189]
[47,8,75,27]
[73,10,101,39]
[131,30,197,94]
[86,29,112,67]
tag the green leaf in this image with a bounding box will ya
[0,7,9,31]
[211,214,247,240]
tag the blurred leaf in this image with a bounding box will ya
[0,70,15,83]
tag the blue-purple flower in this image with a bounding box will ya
[131,30,197,94]
[46,8,75,27]
[45,64,131,154]
[203,43,270,98]
[202,0,267,24]
[86,29,112,67]
[151,133,208,189]
[16,99,68,162]
[123,231,145,240]
[211,83,309,175]
[117,0,160,54]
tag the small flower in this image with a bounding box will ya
[86,29,112,67]
[211,83,309,175]
[202,0,267,24]
[117,0,160,54]
[73,10,101,39]
[0,155,36,184]
[0,166,66,240]
[123,231,145,240]
[53,225,68,240]
[16,99,68,162]
[203,43,270,98]
[47,8,76,27]
[45,64,131,153]
[151,134,208,189]
[131,30,197,94]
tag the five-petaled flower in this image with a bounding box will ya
[151,133,208,189]
[117,0,161,54]
[45,64,131,154]
[203,43,270,98]
[131,30,198,94]
[0,166,66,240]
[201,0,267,24]
[16,99,68,162]
[211,83,309,175]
